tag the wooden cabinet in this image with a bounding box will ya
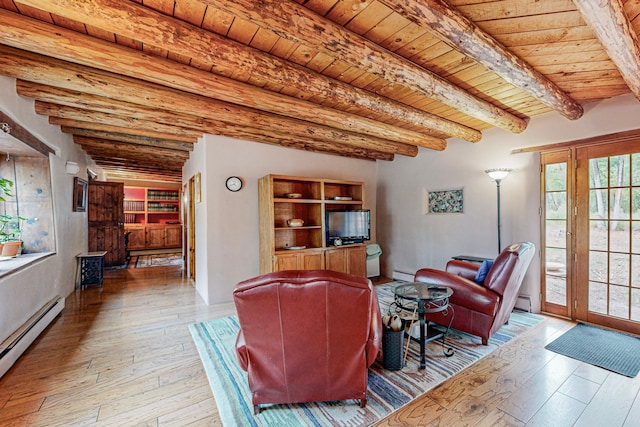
[146,226,167,248]
[125,225,146,250]
[124,186,182,250]
[125,224,183,250]
[346,245,367,277]
[259,174,367,277]
[165,225,182,247]
[274,249,325,271]
[324,245,366,276]
[324,247,348,273]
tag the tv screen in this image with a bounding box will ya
[326,210,370,245]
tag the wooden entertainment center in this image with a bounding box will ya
[258,174,367,277]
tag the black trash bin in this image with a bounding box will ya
[382,326,404,370]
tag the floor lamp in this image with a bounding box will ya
[485,168,512,253]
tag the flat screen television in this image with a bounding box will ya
[326,209,370,245]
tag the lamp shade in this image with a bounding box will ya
[485,168,511,181]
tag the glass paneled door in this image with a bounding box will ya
[576,141,640,334]
[541,151,572,318]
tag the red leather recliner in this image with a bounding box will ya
[414,242,535,345]
[233,270,382,414]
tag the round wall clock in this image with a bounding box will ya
[225,176,243,192]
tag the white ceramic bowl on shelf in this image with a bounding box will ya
[286,218,304,227]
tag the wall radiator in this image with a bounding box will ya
[392,270,415,282]
[0,296,65,378]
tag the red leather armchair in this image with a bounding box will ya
[414,242,535,345]
[233,270,382,414]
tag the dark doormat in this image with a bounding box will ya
[545,323,640,377]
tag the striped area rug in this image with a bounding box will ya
[189,282,543,426]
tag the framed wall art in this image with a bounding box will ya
[73,177,88,212]
[427,189,463,214]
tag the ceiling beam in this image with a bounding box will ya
[195,0,528,133]
[88,157,182,169]
[377,0,584,121]
[15,0,481,143]
[65,130,190,162]
[72,135,189,160]
[37,100,396,161]
[49,116,197,146]
[102,169,182,183]
[0,9,443,149]
[0,110,53,156]
[15,77,421,158]
[573,0,640,101]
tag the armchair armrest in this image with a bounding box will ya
[445,260,480,281]
[414,268,500,316]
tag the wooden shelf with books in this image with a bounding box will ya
[124,186,182,250]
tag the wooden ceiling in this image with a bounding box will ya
[0,0,639,182]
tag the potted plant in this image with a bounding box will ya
[0,176,27,257]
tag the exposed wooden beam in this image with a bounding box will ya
[195,0,528,133]
[0,9,443,149]
[70,134,190,160]
[49,116,197,147]
[42,110,194,151]
[16,79,420,158]
[16,0,481,143]
[40,101,396,161]
[377,0,584,121]
[198,125,395,161]
[103,168,182,183]
[0,110,53,157]
[512,128,640,154]
[29,86,201,144]
[573,0,640,100]
[78,148,186,166]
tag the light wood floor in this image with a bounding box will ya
[1,267,640,426]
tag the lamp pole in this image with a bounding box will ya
[495,178,503,253]
[485,169,512,254]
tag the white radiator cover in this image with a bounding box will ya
[391,270,414,282]
[0,296,64,378]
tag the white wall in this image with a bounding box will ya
[183,135,378,305]
[0,75,92,343]
[377,94,640,313]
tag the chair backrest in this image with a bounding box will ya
[233,270,381,406]
[484,242,535,297]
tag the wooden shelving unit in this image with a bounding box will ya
[259,174,367,277]
[124,186,182,250]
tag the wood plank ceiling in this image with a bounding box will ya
[0,0,639,182]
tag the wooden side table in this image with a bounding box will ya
[76,251,107,289]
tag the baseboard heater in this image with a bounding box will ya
[514,295,532,312]
[392,270,414,282]
[0,296,65,378]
